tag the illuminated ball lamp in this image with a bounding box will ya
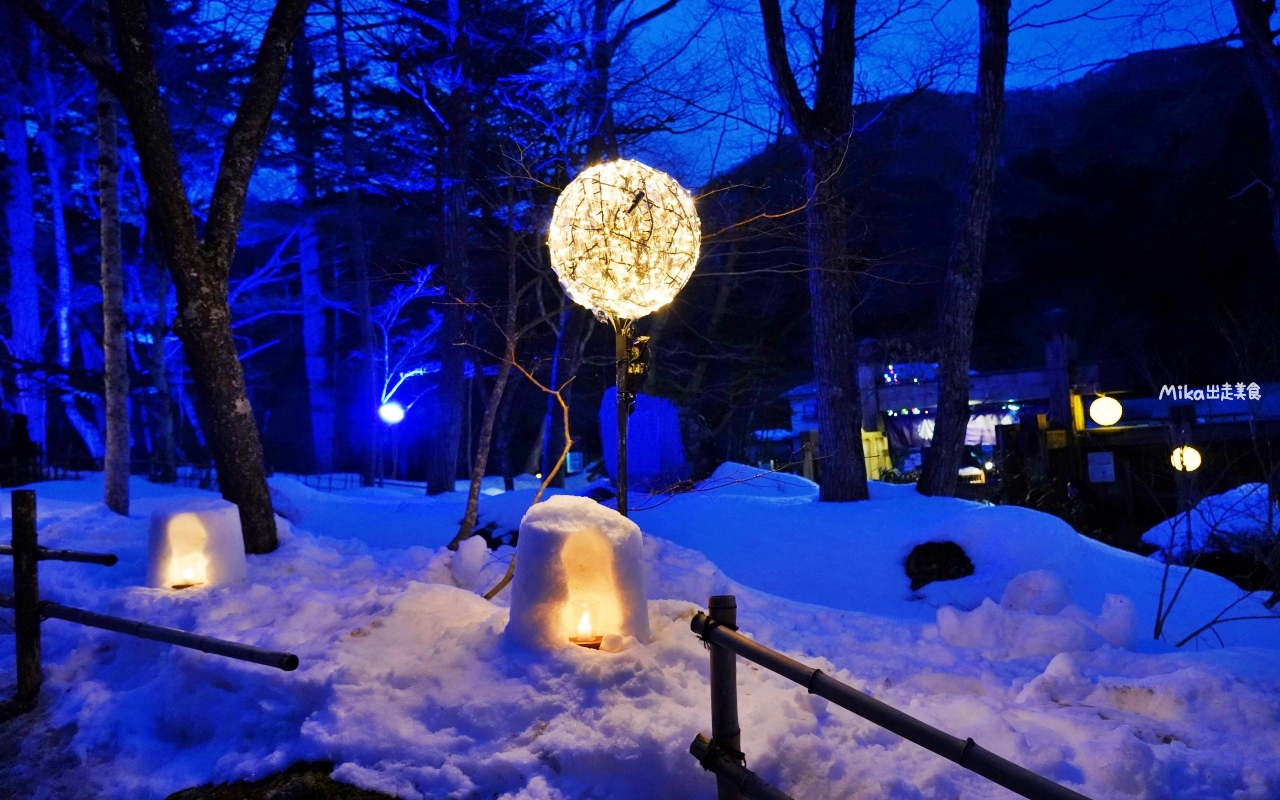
[547,158,700,323]
[146,498,247,590]
[548,159,700,517]
[1171,445,1202,472]
[378,401,406,425]
[1089,395,1123,427]
[505,495,650,651]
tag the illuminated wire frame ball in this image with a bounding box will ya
[548,159,700,322]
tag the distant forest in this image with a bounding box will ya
[2,21,1275,480]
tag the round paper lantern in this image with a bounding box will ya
[1089,395,1123,427]
[1171,445,1201,472]
[547,159,700,321]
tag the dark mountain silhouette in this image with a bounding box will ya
[689,43,1277,421]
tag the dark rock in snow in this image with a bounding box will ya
[905,541,975,591]
[166,761,401,800]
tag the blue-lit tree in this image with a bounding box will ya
[30,34,109,466]
[287,26,335,475]
[366,0,556,494]
[14,0,312,553]
[0,0,128,501]
[94,0,129,513]
[372,267,443,418]
[0,6,46,459]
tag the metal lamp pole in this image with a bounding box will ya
[545,160,700,519]
[615,322,632,518]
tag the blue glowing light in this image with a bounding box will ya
[378,402,406,424]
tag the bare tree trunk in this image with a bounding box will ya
[495,380,519,491]
[1266,460,1280,607]
[524,418,545,476]
[120,0,305,551]
[805,142,868,501]
[37,56,108,462]
[425,123,468,495]
[540,306,588,487]
[291,28,335,473]
[686,242,739,397]
[95,0,128,511]
[760,0,867,501]
[176,280,278,548]
[332,0,378,485]
[453,193,521,545]
[917,0,1009,497]
[454,350,514,541]
[584,0,619,165]
[1,25,46,453]
[33,49,73,372]
[1232,0,1280,265]
[579,0,679,163]
[425,1,472,496]
[16,0,313,552]
[150,270,176,483]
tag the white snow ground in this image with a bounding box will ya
[0,467,1278,799]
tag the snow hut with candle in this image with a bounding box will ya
[506,495,650,650]
[146,498,248,589]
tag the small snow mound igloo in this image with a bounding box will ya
[506,495,650,650]
[146,498,248,589]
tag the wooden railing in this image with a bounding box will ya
[0,490,298,721]
[688,595,1093,800]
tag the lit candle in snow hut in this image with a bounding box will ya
[570,600,602,649]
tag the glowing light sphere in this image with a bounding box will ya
[378,401,406,425]
[548,159,700,321]
[1171,445,1201,472]
[1089,395,1123,427]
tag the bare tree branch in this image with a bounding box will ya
[5,0,120,92]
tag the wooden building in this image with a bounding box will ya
[767,328,1280,547]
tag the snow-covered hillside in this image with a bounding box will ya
[1,469,1277,799]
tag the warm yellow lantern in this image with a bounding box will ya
[506,496,650,651]
[167,550,209,589]
[1089,395,1123,427]
[146,501,248,590]
[1171,445,1201,472]
[570,600,602,649]
[547,159,700,322]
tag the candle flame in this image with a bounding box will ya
[577,610,593,639]
[168,552,208,588]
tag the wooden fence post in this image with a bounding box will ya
[12,490,41,708]
[709,595,743,800]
